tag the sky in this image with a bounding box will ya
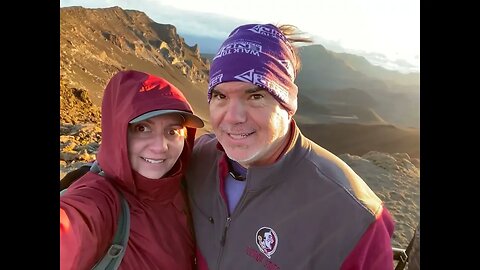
[60,0,420,73]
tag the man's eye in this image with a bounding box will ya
[250,94,264,100]
[212,93,226,99]
[167,129,178,136]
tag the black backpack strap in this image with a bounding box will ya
[60,163,92,191]
[60,160,104,191]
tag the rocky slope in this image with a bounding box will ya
[60,6,211,122]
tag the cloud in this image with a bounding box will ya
[311,34,419,73]
[353,51,419,74]
[149,8,251,39]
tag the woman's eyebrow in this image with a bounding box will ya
[167,124,184,128]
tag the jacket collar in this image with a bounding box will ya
[217,120,308,192]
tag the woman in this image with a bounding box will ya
[60,70,204,269]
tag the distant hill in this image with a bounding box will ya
[298,123,420,158]
[200,53,215,62]
[182,34,223,54]
[297,45,419,128]
[297,44,389,91]
[294,90,387,125]
[333,52,420,87]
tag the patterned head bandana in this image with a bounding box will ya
[208,24,298,114]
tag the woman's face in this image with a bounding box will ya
[127,114,186,179]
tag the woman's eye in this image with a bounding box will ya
[167,129,178,136]
[134,124,150,132]
[167,128,186,138]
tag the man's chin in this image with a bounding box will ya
[225,149,260,167]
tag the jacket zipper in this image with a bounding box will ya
[215,202,230,270]
[215,180,231,270]
[219,184,251,248]
[216,169,250,269]
[220,217,231,246]
[216,190,250,269]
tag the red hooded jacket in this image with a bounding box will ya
[60,70,198,269]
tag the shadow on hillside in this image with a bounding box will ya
[298,122,419,158]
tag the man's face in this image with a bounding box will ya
[209,81,291,167]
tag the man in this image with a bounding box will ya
[186,23,394,269]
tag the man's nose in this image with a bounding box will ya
[223,100,247,124]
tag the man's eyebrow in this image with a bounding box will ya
[212,86,265,94]
[245,86,265,93]
[211,89,222,95]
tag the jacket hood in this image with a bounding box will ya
[97,70,198,196]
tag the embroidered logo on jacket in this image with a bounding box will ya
[256,227,278,259]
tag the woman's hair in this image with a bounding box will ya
[277,24,313,74]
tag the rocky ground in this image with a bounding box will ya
[60,123,101,178]
[340,152,420,250]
